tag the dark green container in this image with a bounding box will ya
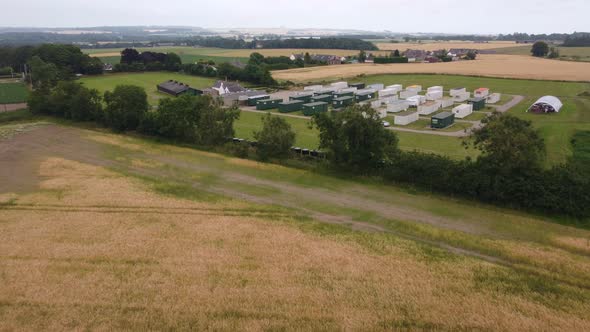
[332,96,354,109]
[256,98,283,110]
[290,93,314,103]
[431,111,455,129]
[302,102,329,116]
[333,91,354,99]
[355,91,376,102]
[278,100,304,113]
[312,94,333,103]
[247,95,270,106]
[349,83,365,89]
[468,97,486,111]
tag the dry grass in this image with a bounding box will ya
[1,157,590,330]
[273,54,590,82]
[376,41,519,51]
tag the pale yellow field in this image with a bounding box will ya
[273,54,590,82]
[376,41,520,51]
[89,48,376,59]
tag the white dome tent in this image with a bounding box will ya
[528,96,563,113]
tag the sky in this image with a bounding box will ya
[3,0,589,34]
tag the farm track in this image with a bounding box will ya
[4,124,590,292]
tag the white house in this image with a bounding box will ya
[426,90,443,101]
[400,90,418,99]
[487,93,501,104]
[450,87,467,97]
[406,95,427,107]
[379,88,398,98]
[441,97,455,108]
[394,110,419,125]
[418,101,442,115]
[212,81,247,95]
[452,104,473,119]
[474,88,490,98]
[387,100,410,113]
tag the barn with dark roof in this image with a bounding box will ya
[157,80,202,97]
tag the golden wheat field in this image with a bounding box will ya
[375,41,519,51]
[1,125,590,330]
[273,54,590,82]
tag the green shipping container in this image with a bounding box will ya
[333,91,354,99]
[468,97,486,111]
[349,83,365,89]
[290,94,313,103]
[312,94,333,103]
[256,98,283,110]
[431,111,455,129]
[355,91,375,102]
[278,100,305,113]
[247,95,270,106]
[302,102,329,116]
[332,96,354,109]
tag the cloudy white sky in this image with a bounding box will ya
[3,0,589,34]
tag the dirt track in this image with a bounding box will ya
[273,54,590,82]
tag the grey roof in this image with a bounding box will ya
[214,80,247,93]
[433,111,454,119]
[280,100,305,105]
[158,80,194,94]
[304,102,328,107]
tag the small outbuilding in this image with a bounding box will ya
[302,102,329,116]
[452,104,473,119]
[279,100,305,113]
[157,80,202,97]
[256,98,283,110]
[394,110,419,126]
[468,97,486,111]
[431,112,455,129]
[332,96,354,109]
[528,96,563,113]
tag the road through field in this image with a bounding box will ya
[273,54,590,82]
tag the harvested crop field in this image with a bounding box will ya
[375,41,519,51]
[1,124,590,330]
[273,54,590,82]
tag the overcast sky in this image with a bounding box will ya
[3,0,589,34]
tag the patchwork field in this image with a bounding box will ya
[0,82,28,104]
[79,72,217,104]
[272,54,590,82]
[1,123,589,330]
[374,40,519,51]
[493,45,590,62]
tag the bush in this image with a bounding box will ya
[104,85,148,131]
[254,113,296,160]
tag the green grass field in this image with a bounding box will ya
[492,45,590,62]
[0,83,28,104]
[79,72,217,105]
[84,47,250,65]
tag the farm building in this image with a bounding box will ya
[333,91,354,99]
[386,84,403,93]
[441,97,455,108]
[406,95,427,107]
[157,80,202,97]
[290,93,314,103]
[349,83,365,89]
[367,83,385,91]
[331,82,348,89]
[407,85,423,93]
[379,88,398,98]
[247,94,270,106]
[474,88,490,98]
[312,94,333,103]
[468,97,486,111]
[418,101,442,115]
[387,100,410,113]
[256,98,283,110]
[394,110,419,125]
[332,96,355,109]
[304,85,323,92]
[431,112,455,129]
[212,80,247,95]
[302,102,329,116]
[452,104,473,119]
[400,90,418,99]
[487,93,501,104]
[426,90,443,101]
[528,96,563,113]
[450,87,467,97]
[355,90,376,102]
[278,100,305,113]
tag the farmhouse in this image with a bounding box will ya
[431,112,455,129]
[404,49,428,62]
[212,80,247,95]
[157,80,202,97]
[528,96,563,113]
[394,110,419,125]
[452,104,473,119]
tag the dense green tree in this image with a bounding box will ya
[470,113,546,174]
[49,81,103,121]
[196,98,240,146]
[28,56,59,88]
[312,105,398,171]
[531,41,549,57]
[393,49,400,57]
[121,48,141,64]
[150,95,207,141]
[248,52,265,65]
[465,51,477,60]
[358,50,367,63]
[104,85,149,131]
[253,113,296,160]
[304,52,312,64]
[548,47,560,59]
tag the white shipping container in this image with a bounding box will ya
[378,88,398,98]
[406,95,426,107]
[386,84,403,93]
[427,86,443,93]
[371,100,383,108]
[406,85,422,93]
[380,96,399,104]
[399,90,418,99]
[338,87,358,93]
[394,111,419,125]
[304,85,323,91]
[487,93,501,104]
[474,88,490,98]
[426,90,443,101]
[418,101,442,115]
[453,92,471,102]
[367,83,384,91]
[441,97,455,108]
[330,81,348,89]
[452,104,473,119]
[450,88,467,97]
[387,100,410,113]
[377,108,387,119]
